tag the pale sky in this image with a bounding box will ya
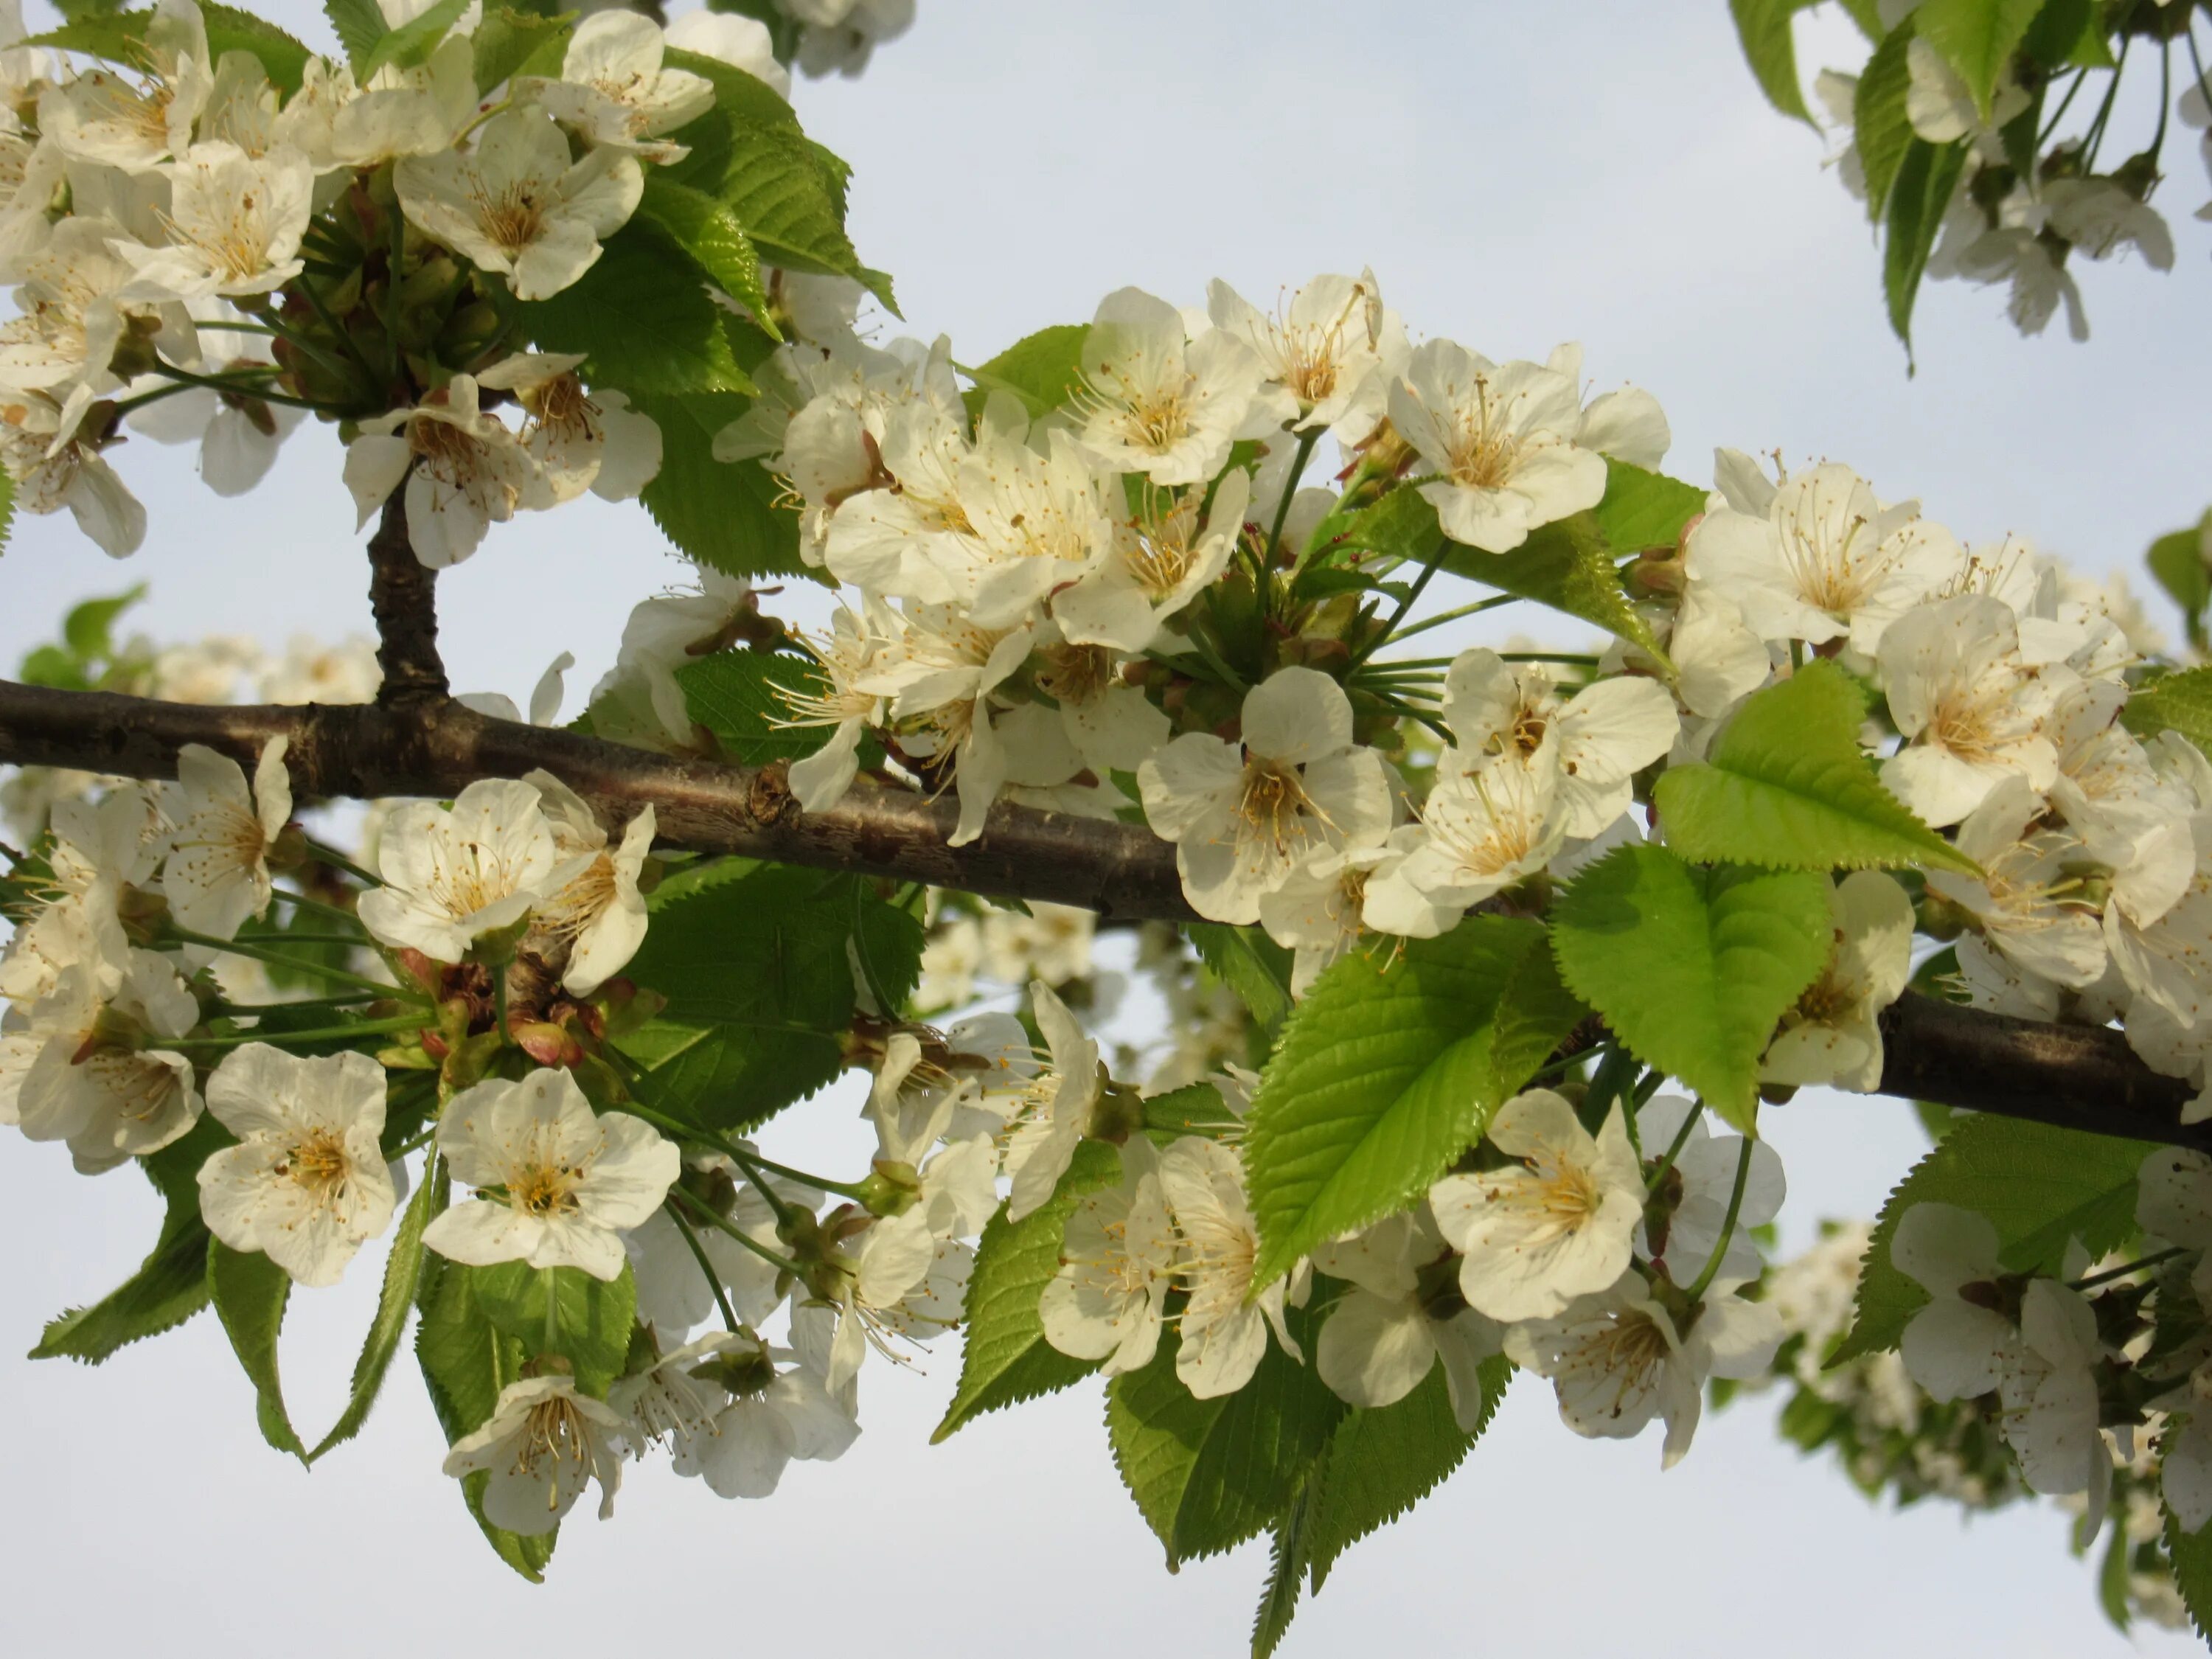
[1,3,2208,1655]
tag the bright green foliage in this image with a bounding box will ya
[2124,664,2212,757]
[1854,21,1919,219]
[1142,1081,1242,1140]
[965,324,1092,417]
[31,1118,223,1363]
[323,0,387,69]
[469,7,572,92]
[1884,138,1970,355]
[933,1141,1121,1443]
[415,1248,557,1581]
[612,866,925,1133]
[639,174,777,341]
[1453,511,1671,670]
[1105,1314,1346,1570]
[1306,1356,1510,1590]
[1913,0,2042,121]
[1189,923,1295,1035]
[1244,917,1583,1287]
[1593,459,1707,553]
[2146,515,2212,654]
[2020,0,2114,67]
[677,649,835,763]
[359,0,467,75]
[1251,1469,1323,1659]
[1727,0,1820,125]
[524,220,757,397]
[208,1240,306,1460]
[467,1261,637,1397]
[1552,846,1831,1133]
[310,1155,448,1461]
[630,388,805,578]
[1652,660,1975,873]
[1832,1113,2156,1363]
[30,4,314,92]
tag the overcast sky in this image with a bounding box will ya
[1,3,2208,1656]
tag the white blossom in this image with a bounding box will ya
[342,376,537,568]
[442,1375,628,1534]
[357,778,558,962]
[160,737,290,939]
[1040,1136,1176,1375]
[1161,1135,1297,1398]
[533,11,714,164]
[1762,871,1914,1092]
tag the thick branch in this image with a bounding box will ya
[0,675,2202,1155]
[364,483,447,705]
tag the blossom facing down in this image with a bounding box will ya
[1761,871,1914,1092]
[160,737,291,938]
[533,11,715,163]
[425,1068,680,1279]
[442,1375,628,1534]
[357,779,558,963]
[524,771,655,995]
[1388,340,1606,553]
[1312,1208,1500,1424]
[394,108,644,302]
[1879,594,2067,828]
[1429,1088,1644,1322]
[196,1043,397,1287]
[1040,1136,1178,1376]
[1137,667,1394,925]
[343,375,538,569]
[1160,1135,1298,1398]
[1893,1201,2022,1402]
[475,352,662,507]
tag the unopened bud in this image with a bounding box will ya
[855,1161,922,1218]
[509,1018,584,1068]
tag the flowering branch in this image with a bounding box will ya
[0,672,2204,1155]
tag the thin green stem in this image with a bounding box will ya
[1684,1137,1754,1301]
[602,1054,866,1206]
[169,925,418,998]
[740,1151,869,1203]
[295,273,378,384]
[2081,35,2131,167]
[2039,65,2090,145]
[389,1121,439,1160]
[540,1266,560,1354]
[270,888,366,930]
[1388,591,1521,644]
[1644,1105,1701,1194]
[1360,655,1459,670]
[1267,427,1321,558]
[667,1202,745,1333]
[169,1012,429,1050]
[218,992,394,1013]
[2151,38,2173,159]
[1498,653,1599,667]
[2071,1247,2185,1292]
[1364,689,1453,742]
[146,361,323,411]
[303,839,380,886]
[669,1184,803,1276]
[110,380,212,417]
[233,931,369,947]
[1348,538,1450,669]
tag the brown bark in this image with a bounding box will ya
[0,675,2203,1155]
[364,482,448,706]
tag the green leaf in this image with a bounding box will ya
[415,1242,557,1582]
[1448,509,1671,670]
[1105,1312,1346,1569]
[1883,137,1970,358]
[1854,20,1919,218]
[323,0,386,68]
[2124,664,2212,757]
[1913,0,2042,122]
[360,0,468,76]
[523,220,754,397]
[466,1261,637,1395]
[675,649,832,764]
[31,1119,223,1363]
[2022,0,2112,68]
[1141,1081,1242,1140]
[664,44,804,131]
[1552,846,1832,1133]
[470,5,572,91]
[639,173,777,340]
[1728,0,1819,124]
[1592,459,1707,554]
[964,323,1091,417]
[29,4,312,94]
[1188,922,1295,1035]
[628,388,807,579]
[1652,660,1977,874]
[1251,1464,1323,1659]
[2166,1503,2212,1641]
[1244,916,1582,1287]
[1306,1356,1510,1590]
[612,866,924,1133]
[2146,516,2212,655]
[62,585,145,661]
[1832,1113,2156,1363]
[308,1155,448,1461]
[1837,0,1888,38]
[933,1140,1121,1443]
[208,1239,307,1461]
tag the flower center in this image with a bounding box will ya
[276,1130,353,1202]
[512,1161,583,1218]
[1236,758,1315,858]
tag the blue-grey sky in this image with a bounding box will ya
[0,4,2205,1655]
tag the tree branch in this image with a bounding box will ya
[364,481,447,705]
[0,675,2202,1156]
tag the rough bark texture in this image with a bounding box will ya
[1,674,2204,1153]
[364,483,448,706]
